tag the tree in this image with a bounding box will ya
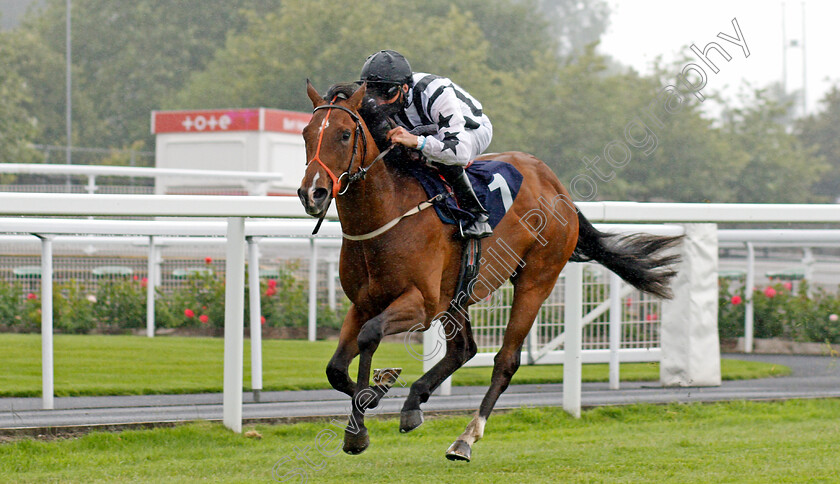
[535,0,611,58]
[0,32,42,165]
[797,85,840,201]
[9,0,282,151]
[169,1,530,117]
[725,88,827,203]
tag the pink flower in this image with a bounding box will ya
[199,314,209,324]
[184,309,195,318]
[731,295,743,305]
[645,313,658,321]
[133,275,139,281]
[783,281,793,291]
[141,277,148,288]
[267,279,277,289]
[764,287,777,298]
[26,293,36,300]
[260,315,266,326]
[829,314,839,322]
[625,297,633,307]
[265,287,277,297]
[205,257,213,265]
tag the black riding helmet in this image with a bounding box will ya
[360,50,413,85]
[359,50,413,101]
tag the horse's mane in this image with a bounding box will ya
[324,82,413,171]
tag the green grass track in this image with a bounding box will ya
[0,334,789,397]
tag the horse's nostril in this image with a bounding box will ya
[313,187,329,202]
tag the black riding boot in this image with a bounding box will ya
[436,164,492,239]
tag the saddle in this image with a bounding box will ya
[404,159,524,231]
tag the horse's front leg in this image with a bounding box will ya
[326,305,364,398]
[343,288,426,455]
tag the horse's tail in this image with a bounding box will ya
[570,210,683,299]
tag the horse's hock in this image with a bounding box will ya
[661,223,722,387]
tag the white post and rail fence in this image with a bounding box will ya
[1,192,838,430]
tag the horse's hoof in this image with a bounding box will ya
[445,439,472,462]
[399,409,424,433]
[343,428,370,455]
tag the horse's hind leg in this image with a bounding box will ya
[446,278,557,462]
[400,313,476,433]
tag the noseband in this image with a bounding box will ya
[307,103,369,198]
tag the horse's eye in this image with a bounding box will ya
[341,130,352,142]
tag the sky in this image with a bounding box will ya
[598,0,839,117]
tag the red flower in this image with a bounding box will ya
[199,314,209,324]
[764,287,777,298]
[267,279,277,289]
[133,275,139,281]
[731,295,743,305]
[645,313,658,321]
[265,287,277,297]
[26,293,37,300]
[260,315,266,326]
[184,309,195,318]
[141,277,148,288]
[783,281,793,291]
[205,257,213,265]
[625,297,633,307]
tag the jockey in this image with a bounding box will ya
[358,50,494,239]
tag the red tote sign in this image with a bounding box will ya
[151,108,311,135]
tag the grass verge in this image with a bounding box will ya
[0,333,790,397]
[1,399,838,482]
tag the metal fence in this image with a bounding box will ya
[0,235,343,319]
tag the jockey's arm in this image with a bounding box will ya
[387,87,473,166]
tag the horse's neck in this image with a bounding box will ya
[335,161,408,234]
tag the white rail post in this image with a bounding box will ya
[37,235,55,410]
[608,271,622,390]
[327,255,337,311]
[308,238,318,342]
[802,247,815,297]
[660,224,721,387]
[247,237,263,402]
[744,242,755,353]
[146,236,158,338]
[563,263,583,418]
[223,217,246,433]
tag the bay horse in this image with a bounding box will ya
[298,81,681,461]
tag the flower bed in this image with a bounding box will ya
[719,279,840,344]
[0,262,345,336]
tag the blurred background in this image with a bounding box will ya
[2,0,840,204]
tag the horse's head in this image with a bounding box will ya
[298,80,369,217]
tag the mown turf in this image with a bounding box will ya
[1,399,838,483]
[0,333,790,397]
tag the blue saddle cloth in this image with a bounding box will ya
[405,160,524,228]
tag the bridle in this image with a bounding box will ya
[308,100,393,198]
[305,99,394,234]
[307,102,368,198]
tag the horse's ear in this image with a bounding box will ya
[348,82,367,110]
[306,79,326,108]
